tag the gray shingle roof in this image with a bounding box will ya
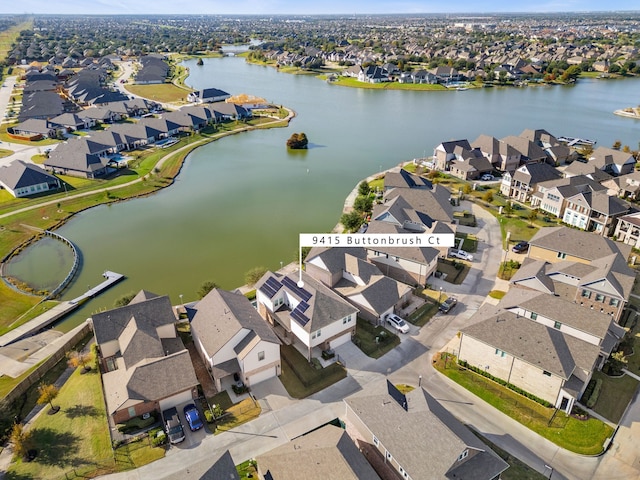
[191,289,280,358]
[462,309,601,378]
[0,160,58,190]
[384,169,432,190]
[529,226,632,262]
[345,386,508,480]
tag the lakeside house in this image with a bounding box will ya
[0,160,60,198]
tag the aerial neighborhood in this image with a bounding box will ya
[1,11,640,480]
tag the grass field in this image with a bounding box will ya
[5,352,163,479]
[0,19,33,65]
[125,83,193,103]
[590,371,639,423]
[215,398,262,434]
[279,344,347,398]
[435,354,613,455]
[0,148,13,158]
[353,317,400,358]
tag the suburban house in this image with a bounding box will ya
[189,288,281,391]
[344,382,509,480]
[187,87,231,104]
[500,163,562,203]
[432,139,473,171]
[472,134,521,172]
[563,160,613,184]
[430,65,461,83]
[135,55,169,84]
[304,247,413,324]
[530,175,606,218]
[561,189,630,236]
[519,128,575,165]
[256,424,381,480]
[526,226,634,322]
[500,135,549,164]
[357,65,389,83]
[601,170,640,200]
[614,212,640,249]
[588,147,636,176]
[10,118,62,139]
[0,160,60,198]
[255,271,359,360]
[383,169,432,192]
[51,112,96,131]
[91,290,199,424]
[448,151,494,181]
[44,139,110,178]
[165,450,240,480]
[457,287,616,413]
[18,91,66,121]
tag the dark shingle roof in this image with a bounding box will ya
[0,160,58,190]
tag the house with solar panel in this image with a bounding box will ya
[189,288,281,391]
[255,271,359,361]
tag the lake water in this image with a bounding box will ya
[7,57,640,330]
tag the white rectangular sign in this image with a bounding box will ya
[300,233,455,248]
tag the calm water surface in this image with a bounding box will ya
[9,57,640,330]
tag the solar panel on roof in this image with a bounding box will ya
[259,276,283,298]
[281,276,312,302]
[297,301,309,312]
[291,309,310,327]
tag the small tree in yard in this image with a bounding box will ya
[10,423,32,461]
[482,190,494,203]
[358,180,371,197]
[67,350,92,374]
[245,266,268,286]
[528,209,538,226]
[340,211,364,232]
[197,280,218,299]
[37,384,60,414]
[353,195,373,213]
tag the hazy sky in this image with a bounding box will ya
[3,0,639,15]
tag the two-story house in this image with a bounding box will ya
[91,290,199,424]
[190,288,281,391]
[562,190,630,236]
[471,134,521,172]
[531,175,606,218]
[256,271,359,361]
[500,163,562,203]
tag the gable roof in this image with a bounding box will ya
[91,293,176,345]
[462,309,600,378]
[512,162,562,185]
[384,169,432,190]
[528,226,632,262]
[0,160,58,190]
[590,147,635,167]
[345,385,509,480]
[190,288,280,358]
[257,424,381,480]
[256,271,358,333]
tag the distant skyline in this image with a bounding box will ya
[2,0,639,15]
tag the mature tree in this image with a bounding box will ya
[528,209,538,226]
[37,384,60,414]
[498,70,508,85]
[114,291,136,307]
[245,266,268,286]
[358,180,371,197]
[340,211,364,232]
[10,423,31,460]
[67,350,92,373]
[286,132,308,149]
[612,140,622,150]
[197,280,218,299]
[353,195,373,213]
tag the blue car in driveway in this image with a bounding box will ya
[183,404,204,431]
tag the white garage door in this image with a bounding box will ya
[330,332,352,349]
[158,389,194,412]
[247,367,276,387]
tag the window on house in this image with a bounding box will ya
[386,451,393,461]
[258,351,265,361]
[316,330,321,338]
[557,252,567,259]
[581,289,591,298]
[543,370,552,377]
[128,406,136,418]
[373,436,379,446]
[105,357,118,372]
[458,449,469,461]
[554,321,562,330]
[495,349,506,357]
[531,312,538,320]
[595,294,605,303]
[610,298,620,307]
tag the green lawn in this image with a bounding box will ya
[407,301,438,327]
[207,390,233,411]
[215,398,262,434]
[5,352,163,479]
[353,317,400,358]
[0,148,13,158]
[471,431,546,480]
[125,83,192,104]
[436,259,470,285]
[435,355,613,455]
[279,344,347,399]
[590,371,639,423]
[236,459,258,478]
[328,76,447,91]
[0,300,59,336]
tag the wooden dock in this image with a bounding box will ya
[69,271,125,305]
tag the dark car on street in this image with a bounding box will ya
[512,241,529,253]
[439,297,458,313]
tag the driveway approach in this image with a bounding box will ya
[96,200,639,480]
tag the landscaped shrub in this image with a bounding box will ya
[582,378,603,408]
[151,432,167,447]
[458,360,553,408]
